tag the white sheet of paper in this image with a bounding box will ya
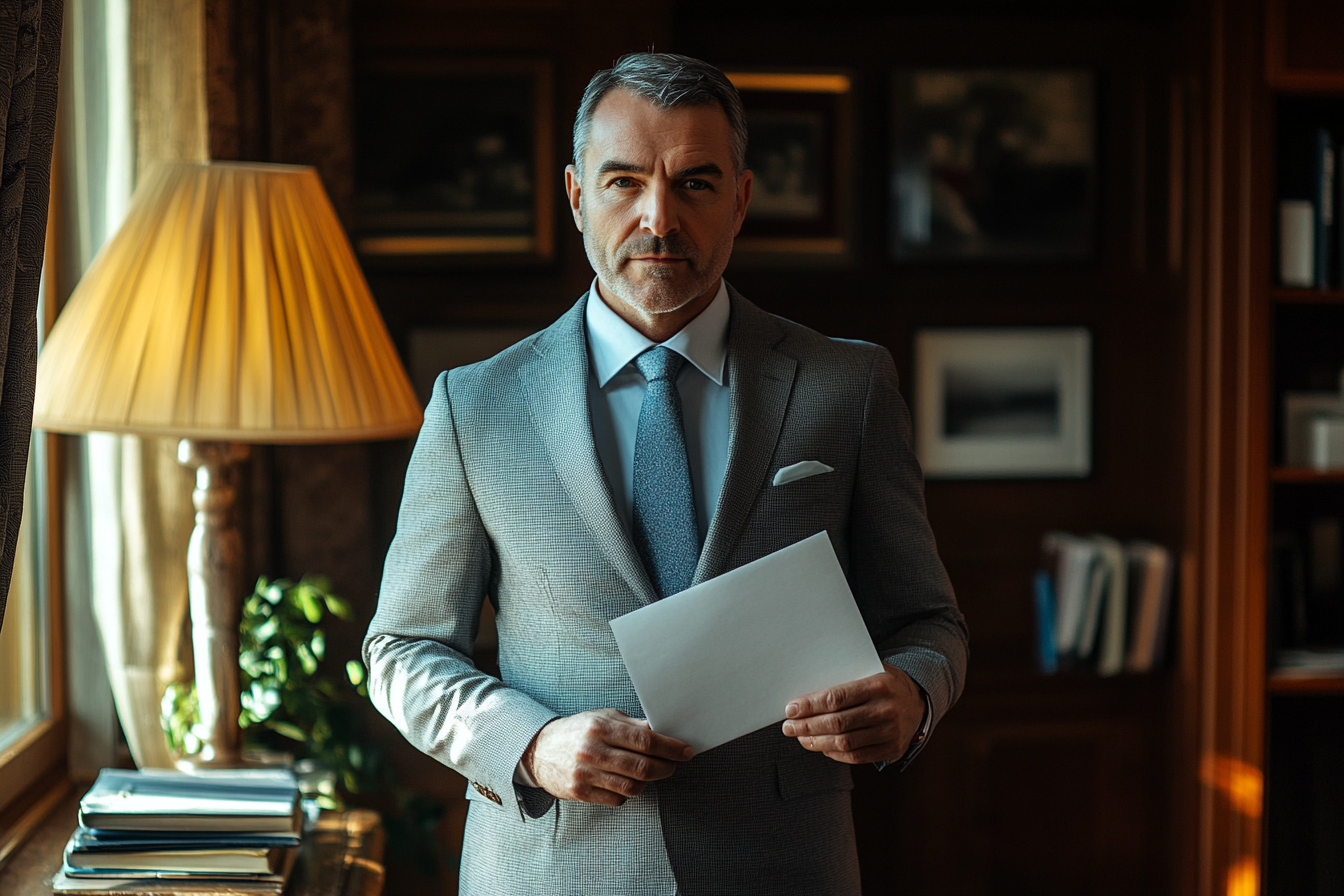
[609,531,883,755]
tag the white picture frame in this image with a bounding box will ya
[914,328,1091,478]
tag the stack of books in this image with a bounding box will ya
[53,768,302,895]
[1035,532,1176,675]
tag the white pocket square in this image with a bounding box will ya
[772,460,835,487]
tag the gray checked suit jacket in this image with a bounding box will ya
[364,286,967,896]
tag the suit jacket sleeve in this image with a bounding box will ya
[850,346,967,733]
[363,370,558,819]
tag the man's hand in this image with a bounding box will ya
[780,664,925,764]
[522,708,693,806]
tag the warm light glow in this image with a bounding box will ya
[1200,753,1264,818]
[1226,857,1259,896]
[34,161,422,443]
[725,72,851,94]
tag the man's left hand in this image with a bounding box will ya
[780,664,924,764]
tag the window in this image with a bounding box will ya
[0,436,51,745]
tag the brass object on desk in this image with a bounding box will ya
[287,810,385,896]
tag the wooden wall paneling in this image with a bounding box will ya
[1185,0,1274,894]
[205,0,270,163]
[854,676,1170,896]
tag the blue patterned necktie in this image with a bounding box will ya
[632,347,700,599]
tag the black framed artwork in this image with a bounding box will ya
[890,69,1096,263]
[353,59,554,262]
[725,71,854,263]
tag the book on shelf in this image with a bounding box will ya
[51,871,287,895]
[1042,531,1097,667]
[65,828,299,876]
[78,768,302,833]
[1032,570,1058,674]
[1315,127,1334,289]
[1272,647,1344,678]
[1277,126,1343,288]
[1282,393,1344,469]
[1092,536,1129,677]
[1273,514,1344,651]
[1124,541,1176,673]
[63,841,291,876]
[1036,532,1172,674]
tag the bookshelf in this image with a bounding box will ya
[1261,4,1344,893]
[1187,1,1344,894]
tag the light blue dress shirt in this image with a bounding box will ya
[512,280,731,795]
[585,279,731,542]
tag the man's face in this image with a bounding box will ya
[565,89,752,326]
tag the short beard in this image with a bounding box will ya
[582,215,729,317]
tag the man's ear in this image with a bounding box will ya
[564,164,584,232]
[733,168,753,237]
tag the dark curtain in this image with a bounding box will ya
[0,0,63,632]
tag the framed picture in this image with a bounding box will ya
[353,59,553,261]
[724,71,854,263]
[914,328,1091,478]
[890,69,1096,262]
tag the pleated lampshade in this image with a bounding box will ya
[34,161,422,442]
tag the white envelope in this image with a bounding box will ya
[609,531,883,755]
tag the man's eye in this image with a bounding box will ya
[610,177,636,188]
[684,179,711,191]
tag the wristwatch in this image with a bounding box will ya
[893,684,933,771]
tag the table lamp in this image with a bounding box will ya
[33,161,423,766]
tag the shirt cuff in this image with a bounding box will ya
[513,757,540,788]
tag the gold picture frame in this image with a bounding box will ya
[724,71,855,264]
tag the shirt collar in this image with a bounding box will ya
[585,278,729,388]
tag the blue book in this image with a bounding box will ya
[70,829,300,851]
[1033,570,1059,674]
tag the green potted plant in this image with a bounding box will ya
[162,575,449,875]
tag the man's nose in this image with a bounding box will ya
[638,182,678,237]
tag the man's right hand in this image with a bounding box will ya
[522,708,692,806]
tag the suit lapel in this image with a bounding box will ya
[693,288,797,585]
[518,296,658,604]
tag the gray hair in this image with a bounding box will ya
[572,53,748,177]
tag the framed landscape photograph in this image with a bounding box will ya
[724,71,854,263]
[914,328,1091,478]
[353,59,553,261]
[890,69,1096,262]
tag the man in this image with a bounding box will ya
[365,53,966,896]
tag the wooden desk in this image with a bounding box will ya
[0,788,384,896]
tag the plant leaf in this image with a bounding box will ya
[267,720,308,742]
[345,660,365,686]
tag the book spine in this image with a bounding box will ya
[1317,128,1335,289]
[1338,142,1344,288]
[1280,200,1315,287]
[1033,570,1058,674]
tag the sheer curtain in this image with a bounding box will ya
[53,0,202,772]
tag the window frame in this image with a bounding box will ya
[0,212,73,862]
